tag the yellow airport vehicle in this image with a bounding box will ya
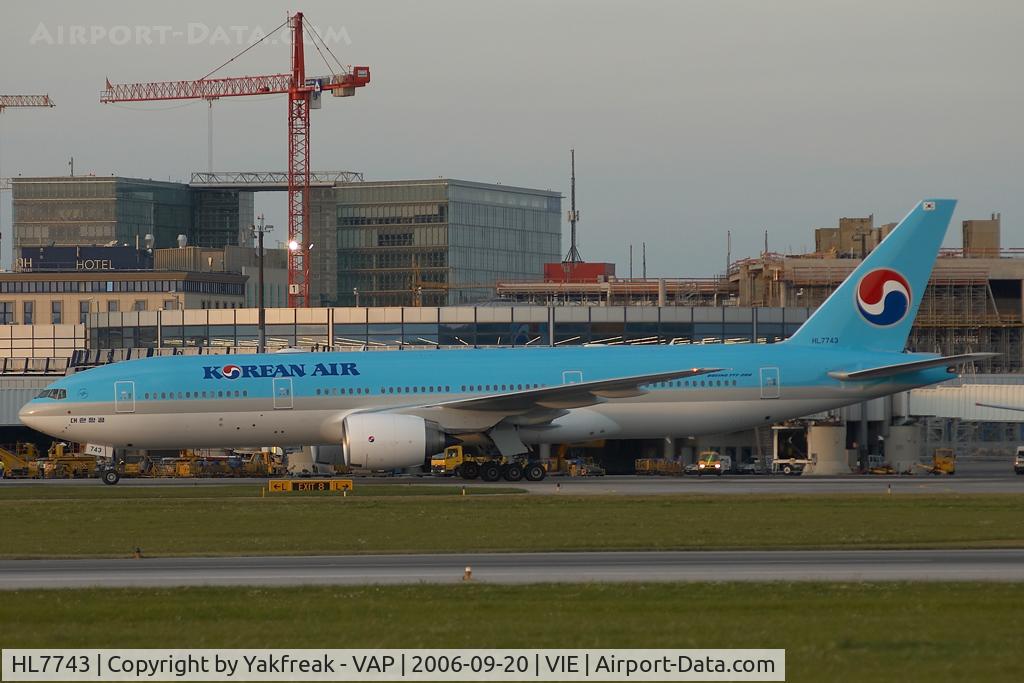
[567,457,605,477]
[431,445,468,476]
[442,445,548,482]
[635,458,683,476]
[42,443,96,479]
[915,448,956,475]
[635,458,658,475]
[0,443,44,478]
[2,442,97,479]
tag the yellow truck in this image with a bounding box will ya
[432,445,547,482]
[430,446,468,476]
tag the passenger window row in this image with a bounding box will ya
[649,379,739,389]
[379,385,451,395]
[315,387,370,396]
[461,383,543,393]
[142,390,249,400]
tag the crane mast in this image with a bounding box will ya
[288,13,311,307]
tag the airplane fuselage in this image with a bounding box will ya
[19,344,954,450]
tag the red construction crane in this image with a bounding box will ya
[0,94,55,112]
[100,12,369,307]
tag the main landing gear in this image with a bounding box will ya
[460,459,546,482]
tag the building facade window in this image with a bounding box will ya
[22,301,33,325]
[107,300,119,313]
[52,301,63,324]
[133,300,147,311]
[79,300,90,323]
[0,302,13,324]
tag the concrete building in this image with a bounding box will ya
[153,245,288,309]
[963,213,1001,257]
[813,215,897,258]
[0,270,247,326]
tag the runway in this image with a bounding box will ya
[2,549,1023,588]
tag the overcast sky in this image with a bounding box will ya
[1,0,1021,275]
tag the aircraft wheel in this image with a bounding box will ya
[782,465,793,475]
[524,463,546,482]
[101,469,120,486]
[502,463,524,482]
[480,462,502,482]
[460,462,479,480]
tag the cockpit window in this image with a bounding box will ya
[35,388,67,400]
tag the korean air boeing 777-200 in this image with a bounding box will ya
[20,199,991,482]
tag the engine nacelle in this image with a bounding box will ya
[341,414,448,470]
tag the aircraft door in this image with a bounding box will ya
[273,378,293,409]
[759,367,780,399]
[562,370,583,385]
[114,381,135,413]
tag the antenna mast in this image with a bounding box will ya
[563,148,583,263]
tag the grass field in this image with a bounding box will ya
[2,582,1022,682]
[2,485,1024,557]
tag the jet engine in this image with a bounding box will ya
[341,414,448,470]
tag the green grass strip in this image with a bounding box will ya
[1,490,1023,557]
[1,583,1022,682]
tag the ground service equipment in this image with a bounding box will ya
[916,448,956,476]
[697,452,731,476]
[443,445,547,482]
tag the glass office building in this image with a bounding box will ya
[13,176,193,250]
[192,189,255,249]
[332,180,561,307]
[12,176,253,253]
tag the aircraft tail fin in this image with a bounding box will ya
[786,199,956,352]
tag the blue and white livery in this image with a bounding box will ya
[20,199,989,477]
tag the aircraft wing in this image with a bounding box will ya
[827,353,996,381]
[430,367,723,412]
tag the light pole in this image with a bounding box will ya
[251,214,273,354]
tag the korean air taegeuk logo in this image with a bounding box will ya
[855,268,911,327]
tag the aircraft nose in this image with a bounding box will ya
[18,402,41,429]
